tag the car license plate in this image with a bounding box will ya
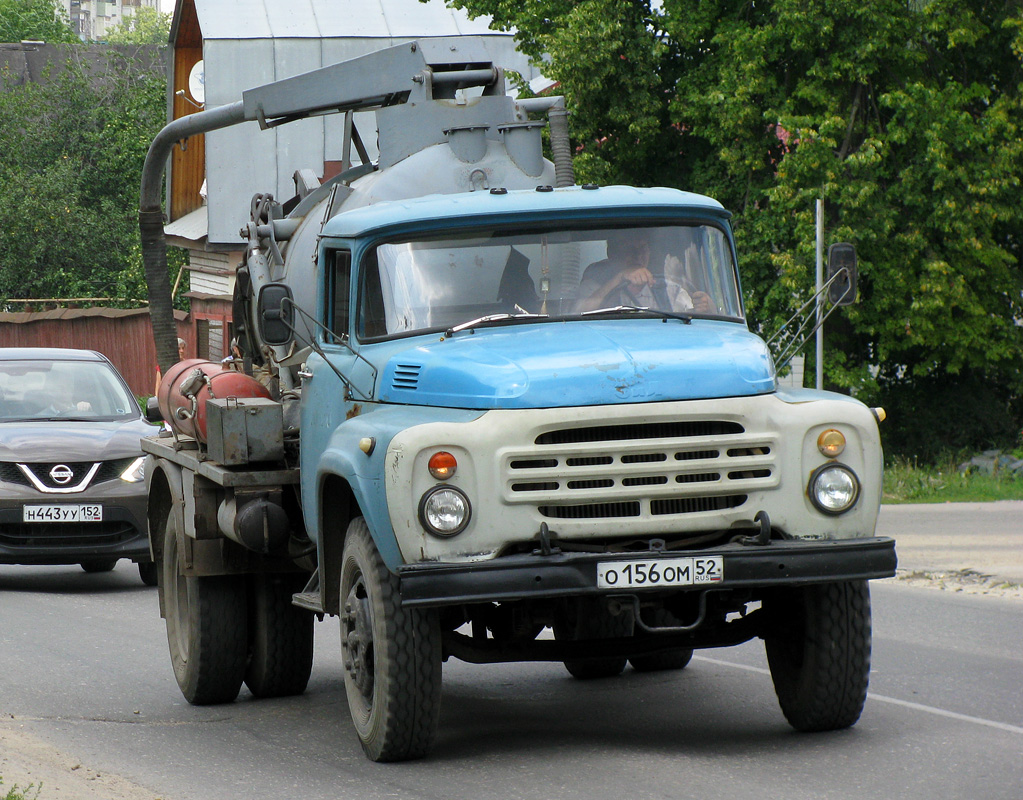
[23,504,103,523]
[597,556,723,589]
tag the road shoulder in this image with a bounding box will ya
[0,718,160,800]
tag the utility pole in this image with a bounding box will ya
[815,199,824,390]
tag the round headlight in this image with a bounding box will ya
[808,463,860,515]
[418,486,471,537]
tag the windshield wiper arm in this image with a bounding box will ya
[445,312,548,337]
[581,305,692,324]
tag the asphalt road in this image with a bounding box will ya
[1,503,1021,800]
[877,500,1023,583]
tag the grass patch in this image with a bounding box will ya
[883,453,1023,504]
[0,778,41,800]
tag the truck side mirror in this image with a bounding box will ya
[257,283,295,346]
[827,242,858,306]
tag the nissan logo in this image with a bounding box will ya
[49,464,74,485]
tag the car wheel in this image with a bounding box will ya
[81,559,118,573]
[765,580,871,732]
[628,607,694,672]
[138,561,159,587]
[162,511,247,705]
[244,572,314,698]
[340,517,441,762]
[553,597,632,680]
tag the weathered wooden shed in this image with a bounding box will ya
[0,308,191,397]
[163,0,537,359]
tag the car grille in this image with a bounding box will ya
[503,418,778,520]
[0,458,135,490]
[0,520,140,549]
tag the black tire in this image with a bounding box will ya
[81,559,117,573]
[628,607,694,673]
[138,561,159,587]
[553,597,632,680]
[244,573,314,698]
[340,518,442,762]
[162,512,248,705]
[765,580,872,732]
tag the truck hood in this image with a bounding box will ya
[0,418,153,462]
[376,320,775,409]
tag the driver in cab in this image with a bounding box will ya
[574,230,716,315]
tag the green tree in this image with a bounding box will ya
[0,47,184,307]
[0,0,77,43]
[104,6,172,45]
[444,0,1023,458]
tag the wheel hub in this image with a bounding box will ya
[341,580,374,699]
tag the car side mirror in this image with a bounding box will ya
[145,395,163,424]
[827,242,857,307]
[257,283,295,346]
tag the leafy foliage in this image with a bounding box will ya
[0,47,185,307]
[104,7,172,45]
[444,0,1023,458]
[0,0,76,43]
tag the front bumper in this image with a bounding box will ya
[0,484,149,565]
[398,536,897,608]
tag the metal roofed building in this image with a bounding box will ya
[163,0,539,360]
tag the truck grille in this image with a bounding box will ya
[503,419,777,520]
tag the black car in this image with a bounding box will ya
[0,348,156,585]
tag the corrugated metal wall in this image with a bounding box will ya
[0,309,192,398]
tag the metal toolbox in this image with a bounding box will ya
[206,397,284,465]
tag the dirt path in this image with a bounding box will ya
[0,719,161,800]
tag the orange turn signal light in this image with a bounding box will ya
[428,451,458,480]
[817,429,846,458]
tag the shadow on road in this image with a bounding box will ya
[0,562,153,595]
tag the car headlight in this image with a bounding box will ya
[418,485,471,537]
[808,463,859,515]
[120,456,146,483]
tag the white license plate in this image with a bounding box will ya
[597,556,724,589]
[23,504,103,523]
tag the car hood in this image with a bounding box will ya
[375,319,775,409]
[0,418,154,462]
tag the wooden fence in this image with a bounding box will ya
[0,308,192,398]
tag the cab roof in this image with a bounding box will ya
[320,185,730,240]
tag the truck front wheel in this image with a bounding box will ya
[764,580,871,732]
[339,518,442,762]
[162,512,248,705]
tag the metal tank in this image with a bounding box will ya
[140,38,574,386]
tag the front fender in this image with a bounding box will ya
[308,404,483,571]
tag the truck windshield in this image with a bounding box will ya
[357,223,743,339]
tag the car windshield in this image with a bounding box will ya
[0,360,138,422]
[356,222,743,339]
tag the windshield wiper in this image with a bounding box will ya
[581,305,692,324]
[445,311,548,338]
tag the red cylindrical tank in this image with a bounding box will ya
[157,359,272,442]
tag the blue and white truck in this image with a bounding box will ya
[139,38,896,762]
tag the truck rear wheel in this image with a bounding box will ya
[554,597,632,680]
[765,580,871,732]
[340,518,441,762]
[244,573,314,698]
[162,512,248,705]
